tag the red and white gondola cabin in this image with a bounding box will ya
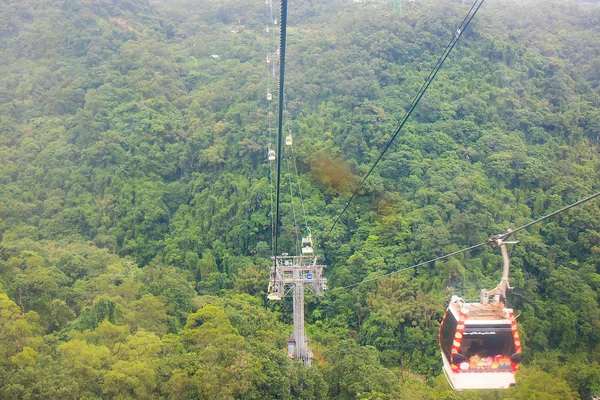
[439,295,522,390]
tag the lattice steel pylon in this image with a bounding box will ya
[268,253,327,367]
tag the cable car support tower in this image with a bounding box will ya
[268,250,327,367]
[266,0,327,368]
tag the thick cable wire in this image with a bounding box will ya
[269,164,275,252]
[273,0,288,268]
[285,152,300,255]
[341,242,488,290]
[268,114,275,250]
[497,191,600,240]
[329,0,486,234]
[265,0,274,148]
[280,44,309,241]
[338,191,600,290]
[291,141,310,233]
[408,0,479,115]
[266,0,276,253]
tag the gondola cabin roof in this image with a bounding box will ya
[447,295,513,324]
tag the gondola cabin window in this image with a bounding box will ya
[457,327,516,371]
[439,310,457,360]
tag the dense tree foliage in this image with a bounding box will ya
[1,0,599,398]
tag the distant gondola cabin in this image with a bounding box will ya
[301,235,313,254]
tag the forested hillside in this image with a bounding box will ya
[1,0,599,398]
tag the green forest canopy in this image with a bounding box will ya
[0,0,599,398]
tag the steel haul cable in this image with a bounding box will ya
[329,0,486,234]
[273,0,289,281]
[338,191,600,290]
[266,0,276,254]
[285,151,300,255]
[291,143,310,234]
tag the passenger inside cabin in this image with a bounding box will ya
[466,339,485,358]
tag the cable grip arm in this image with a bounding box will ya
[481,232,518,305]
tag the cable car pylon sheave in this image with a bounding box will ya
[439,233,522,391]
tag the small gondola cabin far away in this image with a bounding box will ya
[439,236,522,390]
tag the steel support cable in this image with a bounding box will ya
[338,191,600,291]
[277,46,309,240]
[267,69,275,251]
[495,191,600,240]
[341,242,488,290]
[285,152,301,255]
[267,58,274,147]
[273,0,289,267]
[328,0,486,234]
[269,165,275,252]
[280,41,309,237]
[407,0,480,117]
[291,144,310,233]
[265,0,274,147]
[268,112,275,249]
[266,0,276,253]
